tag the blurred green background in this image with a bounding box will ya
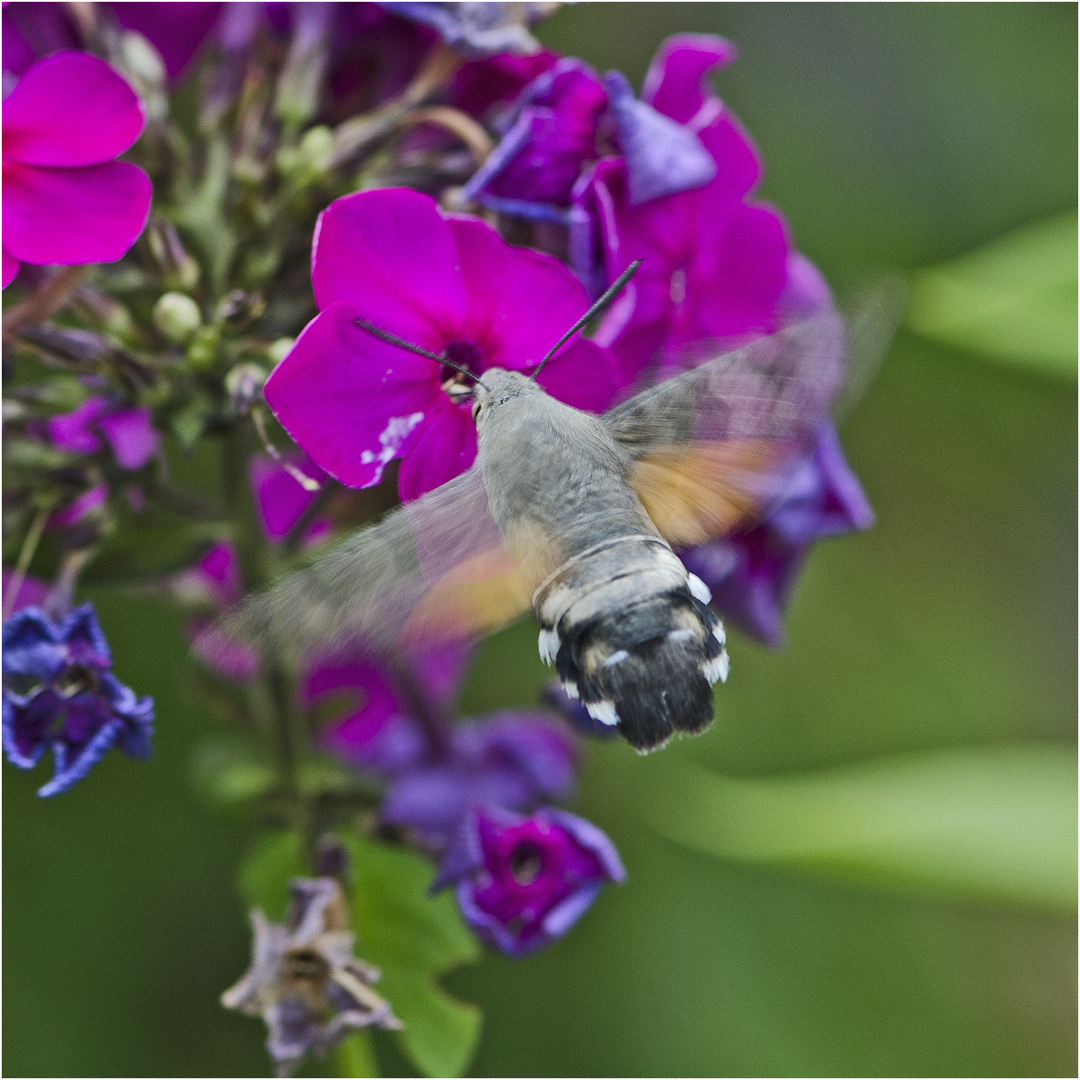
[4,3,1076,1076]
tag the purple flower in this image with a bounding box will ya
[112,2,225,78]
[463,56,716,224]
[433,804,625,957]
[222,876,401,1078]
[46,396,160,470]
[264,187,623,501]
[309,644,577,850]
[381,713,577,849]
[2,603,154,797]
[379,2,553,59]
[572,34,790,378]
[681,422,874,646]
[2,51,152,288]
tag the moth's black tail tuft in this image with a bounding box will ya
[553,588,728,753]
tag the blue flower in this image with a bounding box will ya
[2,603,154,796]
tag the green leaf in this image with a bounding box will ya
[643,743,1077,912]
[339,831,482,1079]
[332,1031,379,1078]
[907,212,1078,377]
[237,830,307,921]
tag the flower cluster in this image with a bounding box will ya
[1,4,875,1074]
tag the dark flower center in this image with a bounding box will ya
[53,664,100,698]
[508,841,545,886]
[441,340,483,402]
[282,947,330,989]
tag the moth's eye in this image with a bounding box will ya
[471,401,482,422]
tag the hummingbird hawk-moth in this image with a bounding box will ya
[237,269,844,753]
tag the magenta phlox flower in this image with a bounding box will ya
[2,602,154,796]
[432,804,625,956]
[462,56,716,225]
[306,651,435,777]
[264,187,623,501]
[2,50,151,288]
[180,454,330,681]
[46,395,160,470]
[570,34,791,378]
[681,422,874,646]
[248,453,330,546]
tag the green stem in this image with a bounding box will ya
[332,1031,379,1078]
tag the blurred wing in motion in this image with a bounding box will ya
[604,312,846,547]
[231,468,532,659]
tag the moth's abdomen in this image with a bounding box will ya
[535,538,729,753]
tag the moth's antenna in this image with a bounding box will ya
[355,319,489,389]
[530,259,642,383]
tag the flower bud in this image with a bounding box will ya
[225,363,268,413]
[119,31,168,122]
[215,290,266,331]
[146,220,200,290]
[267,337,295,365]
[153,292,203,344]
[186,325,221,369]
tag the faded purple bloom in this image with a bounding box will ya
[46,482,109,529]
[2,51,152,288]
[572,34,790,378]
[2,602,154,796]
[2,3,224,80]
[681,422,874,646]
[222,877,401,1078]
[264,187,622,501]
[310,644,577,849]
[382,713,577,849]
[46,396,159,470]
[433,804,625,956]
[463,57,715,224]
[451,48,558,120]
[380,2,553,59]
[2,569,50,615]
[113,2,224,78]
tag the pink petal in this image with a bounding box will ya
[48,482,108,528]
[686,202,789,340]
[2,51,145,166]
[98,407,159,469]
[2,248,19,288]
[46,397,110,455]
[311,188,467,350]
[397,402,477,502]
[448,216,589,371]
[642,34,737,128]
[535,337,623,413]
[3,160,151,266]
[264,302,440,489]
[249,453,327,543]
[196,540,242,607]
[2,569,50,613]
